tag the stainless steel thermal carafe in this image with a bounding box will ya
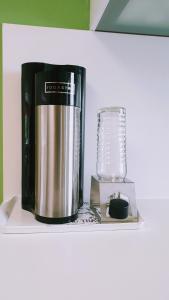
[21,63,86,222]
[35,69,81,223]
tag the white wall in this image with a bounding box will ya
[3,24,169,201]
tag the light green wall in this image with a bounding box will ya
[0,0,90,202]
[0,24,2,202]
[0,0,90,29]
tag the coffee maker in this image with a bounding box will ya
[21,63,86,223]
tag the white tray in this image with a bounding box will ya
[0,197,143,234]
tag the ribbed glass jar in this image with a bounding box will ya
[96,107,127,181]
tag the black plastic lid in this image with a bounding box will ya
[22,62,86,75]
[35,65,85,107]
[109,199,129,219]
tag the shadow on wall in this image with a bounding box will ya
[3,71,21,201]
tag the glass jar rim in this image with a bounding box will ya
[98,107,126,114]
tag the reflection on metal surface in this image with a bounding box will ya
[35,105,80,219]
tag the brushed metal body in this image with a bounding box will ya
[35,105,80,219]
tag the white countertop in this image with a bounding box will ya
[0,198,168,300]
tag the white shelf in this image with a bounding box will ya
[90,0,169,36]
[90,0,109,30]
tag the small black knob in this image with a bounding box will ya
[109,199,129,219]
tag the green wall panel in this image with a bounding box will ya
[0,0,90,202]
[0,0,90,29]
[0,24,2,202]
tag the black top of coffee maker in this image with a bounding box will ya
[35,65,85,108]
[21,63,86,213]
